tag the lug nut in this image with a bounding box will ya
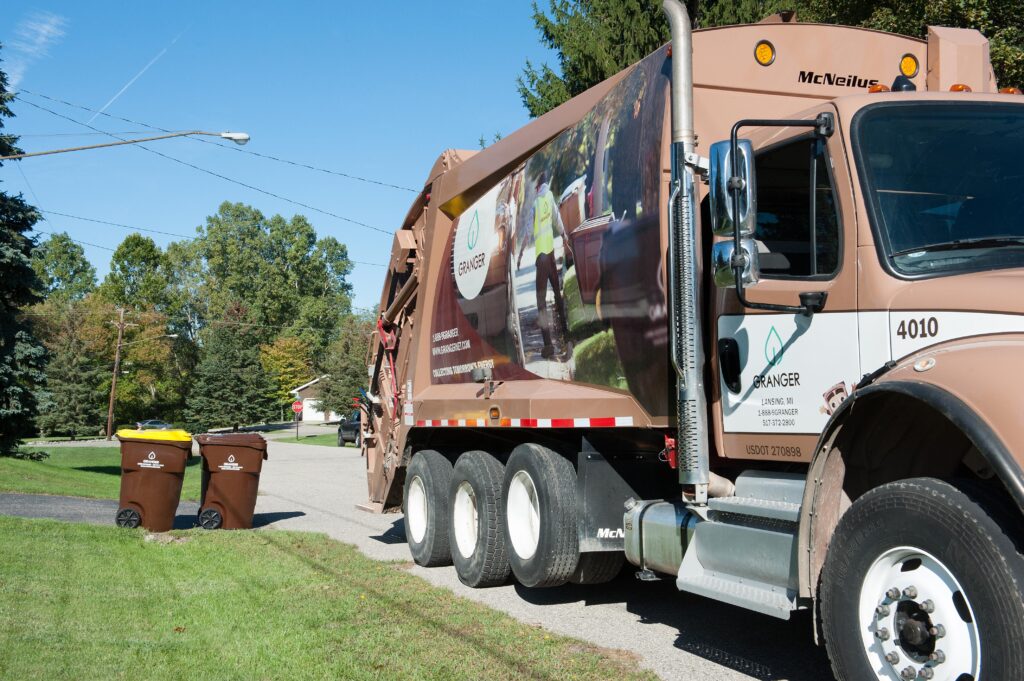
[886,587,901,600]
[875,627,890,641]
[920,599,935,613]
[918,667,934,679]
[929,650,946,665]
[929,624,946,639]
[876,604,891,618]
[903,586,918,599]
[900,667,917,680]
[885,651,901,665]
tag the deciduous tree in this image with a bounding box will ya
[31,232,96,304]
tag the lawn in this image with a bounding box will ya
[0,446,202,501]
[0,517,654,681]
[288,433,348,447]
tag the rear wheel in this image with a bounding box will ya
[115,508,141,529]
[199,508,222,530]
[502,443,579,587]
[821,477,1024,681]
[404,450,453,567]
[449,451,510,587]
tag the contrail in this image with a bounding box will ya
[87,27,188,123]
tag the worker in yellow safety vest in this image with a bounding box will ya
[517,171,570,359]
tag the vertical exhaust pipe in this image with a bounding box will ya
[663,0,709,503]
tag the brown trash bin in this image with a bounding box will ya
[115,429,193,532]
[195,433,268,529]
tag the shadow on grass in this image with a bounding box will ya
[253,511,305,527]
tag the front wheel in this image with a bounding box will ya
[821,478,1024,681]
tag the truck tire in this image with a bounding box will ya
[502,443,579,587]
[569,551,623,585]
[821,477,1024,681]
[449,451,511,587]
[404,450,453,567]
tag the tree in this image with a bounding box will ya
[260,336,314,417]
[35,303,105,439]
[0,48,47,456]
[31,232,96,304]
[98,233,169,310]
[184,306,277,431]
[318,313,374,419]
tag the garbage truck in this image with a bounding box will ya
[360,3,1024,678]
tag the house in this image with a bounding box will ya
[289,376,336,422]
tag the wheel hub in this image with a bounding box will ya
[858,546,980,681]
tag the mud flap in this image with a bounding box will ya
[576,444,639,552]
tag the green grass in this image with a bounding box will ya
[0,447,202,502]
[285,433,349,447]
[0,517,653,681]
[573,329,628,391]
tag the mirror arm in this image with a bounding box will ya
[729,113,834,317]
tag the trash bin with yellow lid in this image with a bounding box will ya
[115,428,192,532]
[195,433,268,529]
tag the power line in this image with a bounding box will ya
[31,227,116,252]
[13,95,394,236]
[16,88,418,193]
[31,212,387,267]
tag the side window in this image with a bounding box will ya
[754,137,840,277]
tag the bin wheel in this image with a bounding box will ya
[199,508,223,530]
[115,508,141,528]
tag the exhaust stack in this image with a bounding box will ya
[662,0,709,502]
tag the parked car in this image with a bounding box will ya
[136,419,173,430]
[337,411,360,447]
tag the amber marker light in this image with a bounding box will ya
[489,407,500,420]
[999,87,1023,94]
[754,40,775,67]
[899,54,919,78]
[868,84,891,93]
[950,83,973,92]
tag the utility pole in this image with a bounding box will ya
[105,308,137,440]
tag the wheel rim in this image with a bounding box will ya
[452,481,479,558]
[506,470,540,560]
[406,475,428,544]
[858,545,980,681]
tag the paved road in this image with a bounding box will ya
[0,493,201,529]
[254,439,833,681]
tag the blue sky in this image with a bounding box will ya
[2,2,557,311]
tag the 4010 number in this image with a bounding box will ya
[896,316,939,340]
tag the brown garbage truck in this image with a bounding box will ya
[360,4,1024,679]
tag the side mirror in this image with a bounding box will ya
[711,239,760,288]
[709,139,756,237]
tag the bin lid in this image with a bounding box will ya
[116,428,192,442]
[195,432,267,449]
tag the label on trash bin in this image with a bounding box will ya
[218,453,243,471]
[139,451,164,469]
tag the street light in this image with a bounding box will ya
[104,318,180,440]
[2,131,250,161]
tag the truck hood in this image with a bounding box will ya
[887,268,1024,316]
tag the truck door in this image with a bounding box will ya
[711,112,860,463]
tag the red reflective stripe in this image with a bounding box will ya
[589,417,616,427]
[521,418,538,427]
[550,418,575,428]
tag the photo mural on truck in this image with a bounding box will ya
[431,48,671,417]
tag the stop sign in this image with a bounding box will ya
[291,400,303,414]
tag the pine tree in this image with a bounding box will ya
[184,307,277,432]
[36,321,105,439]
[0,47,47,456]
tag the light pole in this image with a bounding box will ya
[105,311,178,439]
[2,130,250,161]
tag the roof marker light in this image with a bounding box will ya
[899,54,919,78]
[999,87,1023,94]
[754,40,775,67]
[868,84,891,93]
[950,83,973,92]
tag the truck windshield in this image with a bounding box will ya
[853,102,1024,276]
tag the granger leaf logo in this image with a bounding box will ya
[765,326,784,367]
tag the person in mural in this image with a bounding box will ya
[517,171,570,359]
